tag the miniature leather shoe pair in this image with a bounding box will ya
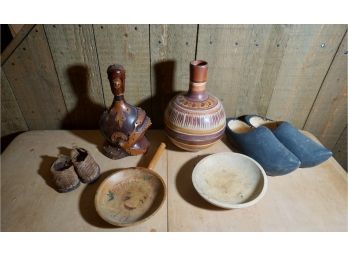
[226,115,332,176]
[50,147,101,193]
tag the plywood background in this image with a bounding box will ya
[1,25,347,170]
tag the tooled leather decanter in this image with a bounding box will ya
[99,64,151,160]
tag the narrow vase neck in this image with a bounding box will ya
[113,95,125,102]
[110,96,127,112]
[187,60,209,101]
[187,81,208,101]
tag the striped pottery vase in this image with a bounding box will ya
[164,60,226,151]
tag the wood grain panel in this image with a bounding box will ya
[93,25,151,109]
[333,126,347,171]
[1,70,28,136]
[44,24,105,129]
[150,24,197,127]
[266,25,347,128]
[256,25,293,116]
[304,31,347,149]
[9,25,24,37]
[196,25,278,117]
[3,25,67,130]
[1,25,35,65]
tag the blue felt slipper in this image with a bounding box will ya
[225,118,301,176]
[241,115,333,168]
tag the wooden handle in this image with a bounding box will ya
[147,142,166,170]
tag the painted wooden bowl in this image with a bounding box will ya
[192,152,268,209]
[164,60,226,151]
[95,143,166,226]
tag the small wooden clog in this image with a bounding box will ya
[50,155,80,193]
[71,147,100,184]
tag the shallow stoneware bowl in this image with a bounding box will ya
[192,152,268,209]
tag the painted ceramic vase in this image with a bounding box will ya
[164,60,226,151]
[99,64,152,159]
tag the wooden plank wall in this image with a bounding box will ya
[332,126,347,171]
[150,24,197,127]
[44,24,105,128]
[1,24,347,170]
[3,25,67,130]
[93,25,151,108]
[304,31,347,149]
[1,70,28,134]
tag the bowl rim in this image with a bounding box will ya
[192,152,268,209]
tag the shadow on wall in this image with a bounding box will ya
[61,61,185,130]
[139,60,184,129]
[62,65,105,129]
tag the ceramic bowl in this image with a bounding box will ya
[192,152,268,209]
